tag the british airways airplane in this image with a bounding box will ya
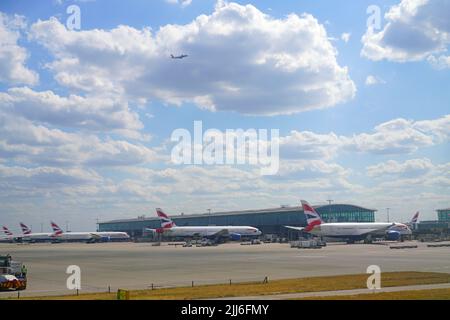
[171,54,188,59]
[285,200,410,244]
[18,223,55,242]
[50,222,130,243]
[1,226,15,243]
[146,208,262,241]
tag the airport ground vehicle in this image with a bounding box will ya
[290,239,326,249]
[0,255,27,291]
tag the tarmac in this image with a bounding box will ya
[0,241,449,298]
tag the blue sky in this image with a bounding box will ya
[0,0,449,232]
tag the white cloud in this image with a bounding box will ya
[367,160,450,190]
[0,12,38,85]
[345,118,436,155]
[279,131,342,160]
[166,0,192,8]
[0,164,102,188]
[0,113,157,167]
[414,114,450,142]
[365,75,386,86]
[341,32,351,43]
[367,158,434,178]
[279,115,449,159]
[0,87,144,138]
[29,2,355,115]
[361,0,450,64]
[427,54,450,69]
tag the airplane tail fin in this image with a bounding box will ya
[301,200,323,232]
[50,221,64,235]
[2,226,13,236]
[410,211,419,224]
[156,208,176,228]
[20,222,32,235]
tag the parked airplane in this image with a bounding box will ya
[50,222,130,243]
[171,54,188,59]
[146,208,262,241]
[285,200,409,243]
[386,212,418,240]
[1,226,15,243]
[19,223,55,243]
[410,211,419,224]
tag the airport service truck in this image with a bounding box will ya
[290,239,326,249]
[0,255,27,291]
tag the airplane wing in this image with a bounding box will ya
[209,229,230,237]
[359,223,396,236]
[284,226,305,232]
[89,233,102,239]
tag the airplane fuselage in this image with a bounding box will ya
[162,226,261,238]
[20,233,55,242]
[55,232,130,242]
[309,222,395,239]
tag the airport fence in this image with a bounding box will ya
[0,275,272,299]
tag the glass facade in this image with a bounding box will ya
[437,209,450,222]
[316,204,375,223]
[99,204,376,237]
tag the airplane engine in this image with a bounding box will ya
[99,236,111,242]
[229,233,242,241]
[386,230,401,241]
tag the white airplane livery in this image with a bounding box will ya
[410,211,419,224]
[147,208,262,241]
[1,226,15,243]
[19,223,55,242]
[386,211,418,240]
[51,222,130,242]
[285,200,410,243]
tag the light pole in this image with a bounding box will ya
[386,208,390,222]
[207,209,211,225]
[327,199,333,222]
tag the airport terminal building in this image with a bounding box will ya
[98,204,377,238]
[437,208,450,222]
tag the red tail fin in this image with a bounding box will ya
[3,226,13,236]
[156,208,176,228]
[20,223,31,235]
[301,200,323,232]
[51,221,64,235]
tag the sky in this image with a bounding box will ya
[0,0,449,232]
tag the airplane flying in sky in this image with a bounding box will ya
[170,54,188,59]
[285,200,410,243]
[146,208,261,241]
[50,222,130,243]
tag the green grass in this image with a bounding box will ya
[8,271,450,300]
[299,288,450,300]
